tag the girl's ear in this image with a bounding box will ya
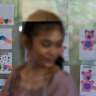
[21,34,31,50]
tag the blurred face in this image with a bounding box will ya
[29,28,63,68]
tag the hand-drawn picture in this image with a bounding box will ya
[79,29,96,60]
[0,52,12,74]
[61,31,69,61]
[0,4,14,25]
[81,30,96,51]
[61,46,67,56]
[80,65,96,96]
[0,28,12,49]
[0,18,12,24]
[81,70,96,92]
[0,79,6,91]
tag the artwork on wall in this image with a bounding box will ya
[61,31,69,61]
[0,79,6,91]
[79,29,96,60]
[61,46,67,56]
[0,52,12,74]
[80,65,96,96]
[0,28,12,49]
[0,4,14,25]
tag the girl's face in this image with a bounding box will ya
[30,28,64,68]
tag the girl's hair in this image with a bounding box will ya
[22,11,65,70]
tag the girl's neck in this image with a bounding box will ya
[24,61,60,77]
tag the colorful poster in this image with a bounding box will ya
[0,28,12,49]
[0,52,12,74]
[80,65,96,96]
[0,79,6,91]
[61,31,69,61]
[0,4,14,25]
[79,29,96,60]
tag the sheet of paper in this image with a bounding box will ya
[0,4,14,25]
[79,29,96,60]
[63,66,70,73]
[61,31,69,61]
[0,28,12,49]
[80,65,96,96]
[0,79,7,91]
[0,52,12,74]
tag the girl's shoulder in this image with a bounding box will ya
[12,63,26,73]
[46,70,79,96]
[51,70,77,89]
[7,63,26,82]
[54,70,74,82]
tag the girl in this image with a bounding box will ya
[0,10,79,96]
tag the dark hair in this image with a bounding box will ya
[22,21,65,70]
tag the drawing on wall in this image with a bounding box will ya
[0,4,14,25]
[81,70,96,92]
[81,30,96,51]
[80,65,96,96]
[79,29,96,60]
[0,18,12,24]
[0,79,6,91]
[61,31,69,61]
[0,35,12,44]
[61,46,67,56]
[0,28,12,49]
[0,52,12,74]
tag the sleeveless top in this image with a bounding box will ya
[0,64,79,96]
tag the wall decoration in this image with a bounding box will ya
[0,52,12,74]
[0,28,12,49]
[79,29,96,60]
[0,4,14,25]
[81,69,96,92]
[80,65,96,96]
[0,18,12,24]
[0,79,6,91]
[81,30,96,51]
[61,31,69,61]
[61,46,67,56]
